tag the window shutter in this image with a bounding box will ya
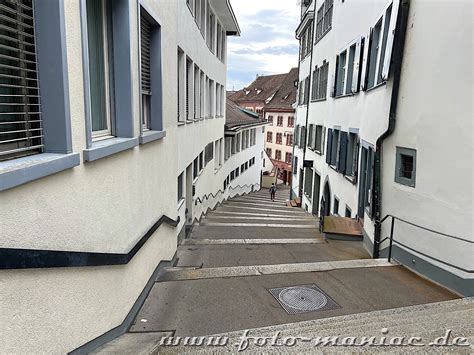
[352,38,362,93]
[337,131,348,174]
[0,0,43,161]
[381,0,400,80]
[361,29,373,91]
[325,128,333,164]
[141,15,152,94]
[330,55,339,97]
[322,127,326,154]
[353,138,360,184]
[312,124,317,149]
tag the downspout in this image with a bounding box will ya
[373,0,410,257]
[298,0,317,200]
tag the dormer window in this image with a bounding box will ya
[256,89,262,95]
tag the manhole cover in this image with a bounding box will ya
[268,284,341,314]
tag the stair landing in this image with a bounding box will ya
[323,216,363,241]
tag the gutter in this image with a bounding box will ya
[373,0,410,257]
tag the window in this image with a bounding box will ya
[333,197,339,215]
[345,132,358,179]
[286,134,293,146]
[395,147,416,187]
[330,129,339,166]
[315,0,333,43]
[194,66,200,119]
[241,163,245,172]
[230,170,235,181]
[276,133,282,145]
[275,150,282,161]
[308,124,315,149]
[360,146,374,216]
[0,0,42,161]
[315,125,324,153]
[335,50,347,97]
[345,45,356,95]
[304,76,310,104]
[367,19,382,89]
[277,116,283,127]
[267,115,273,125]
[293,156,298,175]
[285,152,292,164]
[235,133,241,152]
[267,131,273,142]
[87,0,113,138]
[299,126,306,149]
[199,151,204,171]
[177,49,184,122]
[200,0,206,37]
[205,142,213,164]
[193,157,198,179]
[266,148,272,157]
[177,172,184,201]
[186,57,193,120]
[311,66,319,101]
[200,71,205,118]
[304,167,313,199]
[287,116,294,127]
[235,167,239,177]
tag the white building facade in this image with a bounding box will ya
[292,0,473,295]
[0,0,258,353]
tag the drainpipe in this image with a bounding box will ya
[296,0,317,202]
[373,0,410,257]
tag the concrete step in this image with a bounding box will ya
[217,205,307,215]
[198,222,318,229]
[203,215,316,222]
[154,298,473,353]
[232,196,288,203]
[158,259,396,281]
[182,238,326,245]
[207,210,314,219]
[224,201,292,210]
[188,225,323,240]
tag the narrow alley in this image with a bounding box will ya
[93,186,468,353]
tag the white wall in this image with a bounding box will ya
[381,0,473,279]
[0,0,238,352]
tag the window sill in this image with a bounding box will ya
[314,149,323,156]
[177,198,185,210]
[345,175,357,185]
[0,152,80,192]
[365,81,386,93]
[83,137,138,162]
[334,92,354,100]
[186,119,194,124]
[310,98,327,103]
[314,26,332,46]
[177,121,186,126]
[139,130,166,145]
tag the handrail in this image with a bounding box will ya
[376,214,472,272]
[194,183,260,206]
[0,214,180,269]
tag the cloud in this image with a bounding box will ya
[227,0,300,90]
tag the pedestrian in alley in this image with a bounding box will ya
[269,183,277,201]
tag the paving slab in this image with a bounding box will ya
[176,240,369,267]
[91,332,173,354]
[130,266,458,337]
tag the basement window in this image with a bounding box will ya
[395,147,416,188]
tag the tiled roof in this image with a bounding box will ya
[264,68,299,110]
[228,68,298,111]
[225,97,266,129]
[227,73,288,103]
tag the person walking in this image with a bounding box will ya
[269,183,277,201]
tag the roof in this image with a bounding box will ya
[228,73,288,103]
[210,0,240,36]
[225,97,266,130]
[228,68,298,111]
[264,68,299,111]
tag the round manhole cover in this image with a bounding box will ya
[278,286,328,312]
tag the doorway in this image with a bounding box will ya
[322,180,331,216]
[311,172,321,215]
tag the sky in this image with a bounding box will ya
[227,0,300,91]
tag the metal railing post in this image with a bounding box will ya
[388,215,395,262]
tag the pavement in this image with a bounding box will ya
[93,186,470,354]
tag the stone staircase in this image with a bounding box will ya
[155,298,474,353]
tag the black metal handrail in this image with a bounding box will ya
[194,183,260,205]
[376,214,472,272]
